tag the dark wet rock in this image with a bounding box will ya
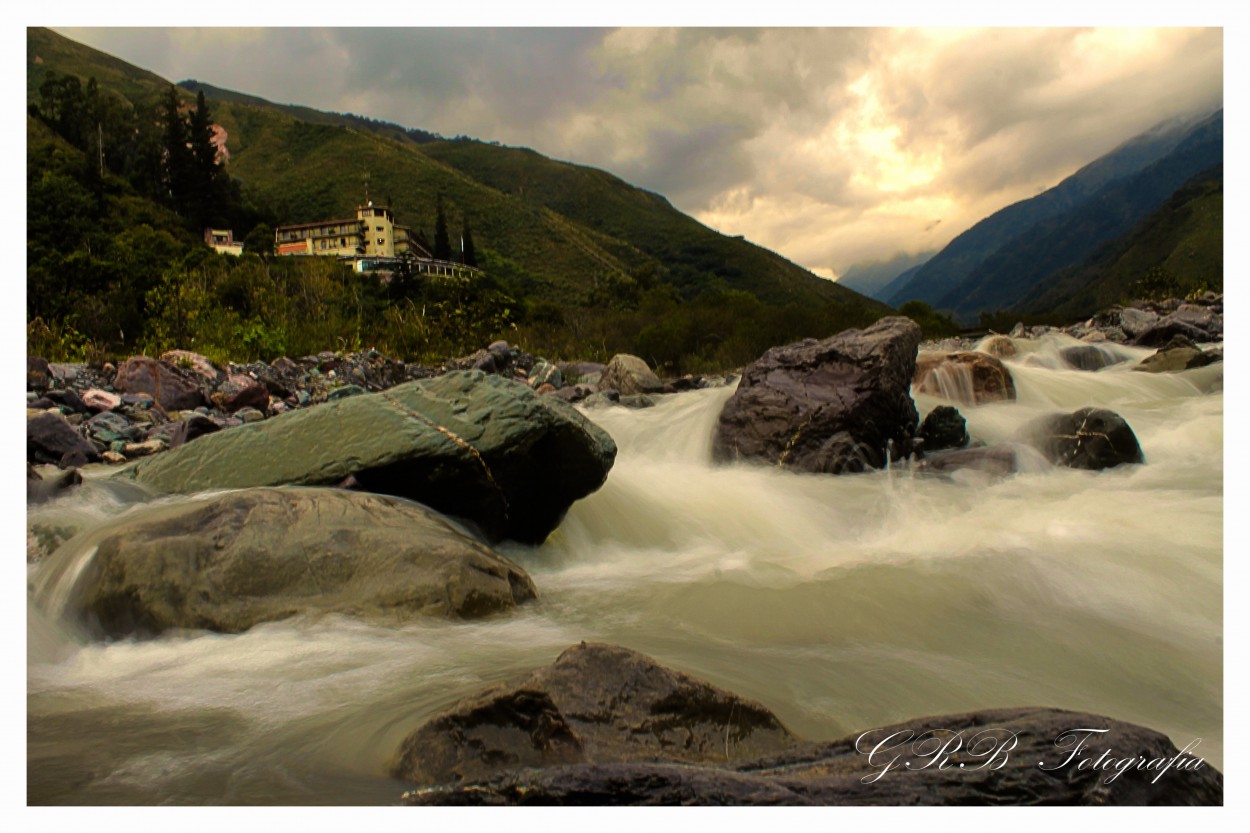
[917,405,969,453]
[28,412,99,468]
[405,705,1221,806]
[146,413,222,449]
[28,356,52,391]
[40,389,89,414]
[1134,335,1220,374]
[1060,345,1122,372]
[713,317,923,474]
[26,464,82,504]
[113,356,207,411]
[600,354,664,397]
[1020,408,1145,470]
[34,487,538,637]
[393,642,797,786]
[120,371,616,545]
[914,352,1017,405]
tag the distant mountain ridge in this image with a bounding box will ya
[938,111,1222,320]
[836,250,936,301]
[888,107,1223,320]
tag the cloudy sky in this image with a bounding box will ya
[55,25,1223,280]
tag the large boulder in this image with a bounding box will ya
[599,354,664,396]
[120,371,617,544]
[913,351,1017,405]
[405,705,1221,806]
[1020,407,1145,470]
[114,356,207,411]
[33,487,537,636]
[712,317,923,474]
[27,411,99,467]
[392,642,797,786]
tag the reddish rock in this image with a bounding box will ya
[213,373,270,414]
[114,356,207,411]
[82,388,122,412]
[159,350,222,385]
[913,352,1016,405]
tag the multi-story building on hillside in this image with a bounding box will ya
[275,202,422,260]
[274,202,478,277]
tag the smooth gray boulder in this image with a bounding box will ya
[34,487,537,636]
[712,317,923,473]
[119,371,617,544]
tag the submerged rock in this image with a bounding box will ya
[1060,345,1122,372]
[120,371,616,544]
[713,317,923,474]
[913,351,1016,405]
[1020,407,1145,470]
[392,642,797,786]
[34,487,537,636]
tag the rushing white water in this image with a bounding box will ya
[26,339,1224,804]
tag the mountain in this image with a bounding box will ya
[937,110,1222,321]
[1018,166,1222,319]
[836,250,936,301]
[887,109,1220,313]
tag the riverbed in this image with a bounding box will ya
[27,334,1224,804]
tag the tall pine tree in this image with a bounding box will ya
[433,194,452,261]
[160,85,194,217]
[461,217,477,267]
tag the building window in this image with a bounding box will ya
[377,238,385,245]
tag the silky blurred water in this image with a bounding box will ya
[27,337,1223,804]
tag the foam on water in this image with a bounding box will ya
[26,344,1224,803]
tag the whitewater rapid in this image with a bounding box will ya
[27,337,1223,804]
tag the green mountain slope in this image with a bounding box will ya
[27,27,894,370]
[415,140,879,310]
[1019,167,1222,319]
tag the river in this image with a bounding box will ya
[26,333,1224,804]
